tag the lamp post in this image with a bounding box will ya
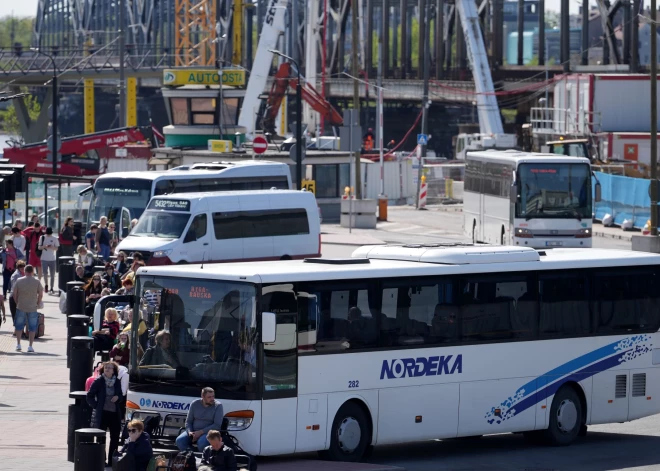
[30,47,58,177]
[269,49,303,190]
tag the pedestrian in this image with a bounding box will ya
[0,226,10,247]
[108,222,119,252]
[12,264,44,352]
[86,361,123,467]
[15,220,23,231]
[199,430,238,471]
[0,294,6,330]
[84,274,104,315]
[115,276,135,296]
[95,216,111,261]
[92,307,121,352]
[130,218,138,231]
[109,332,131,367]
[103,263,121,292]
[30,214,38,225]
[11,227,26,255]
[85,363,104,392]
[9,260,26,327]
[60,216,76,257]
[175,387,224,452]
[77,245,95,276]
[118,419,154,471]
[26,223,44,282]
[74,264,87,283]
[114,251,128,275]
[86,224,98,252]
[2,239,23,298]
[38,227,59,294]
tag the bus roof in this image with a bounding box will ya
[466,149,590,165]
[150,189,313,201]
[136,245,660,284]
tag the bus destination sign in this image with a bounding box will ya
[148,199,191,212]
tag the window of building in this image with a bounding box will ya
[171,98,189,125]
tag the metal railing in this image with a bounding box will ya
[530,107,602,136]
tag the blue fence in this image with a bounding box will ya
[593,172,650,229]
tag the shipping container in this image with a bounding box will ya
[596,132,660,166]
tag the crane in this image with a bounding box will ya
[453,0,517,159]
[261,62,343,136]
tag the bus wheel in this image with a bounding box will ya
[280,255,292,260]
[545,386,583,446]
[327,402,371,461]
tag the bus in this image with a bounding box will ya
[463,150,600,248]
[126,244,660,461]
[83,160,291,236]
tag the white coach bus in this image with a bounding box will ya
[126,244,660,461]
[463,150,600,248]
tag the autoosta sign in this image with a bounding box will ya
[163,69,246,87]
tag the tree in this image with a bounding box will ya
[0,88,41,136]
[0,15,34,49]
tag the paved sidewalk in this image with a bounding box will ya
[591,222,636,241]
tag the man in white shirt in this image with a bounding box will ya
[38,227,60,294]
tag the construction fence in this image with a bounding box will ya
[593,171,651,229]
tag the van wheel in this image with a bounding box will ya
[176,261,187,265]
[280,255,292,260]
[545,386,583,446]
[325,402,371,462]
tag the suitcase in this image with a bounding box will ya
[24,313,45,339]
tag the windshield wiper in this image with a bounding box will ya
[525,209,543,221]
[562,209,582,221]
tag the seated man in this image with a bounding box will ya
[175,387,224,451]
[199,430,237,471]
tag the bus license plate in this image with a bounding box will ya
[546,241,563,247]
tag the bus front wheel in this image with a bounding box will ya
[325,402,371,462]
[545,385,583,446]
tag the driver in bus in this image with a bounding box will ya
[140,330,180,368]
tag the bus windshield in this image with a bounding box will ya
[131,276,257,397]
[89,178,153,224]
[131,211,191,239]
[516,163,591,220]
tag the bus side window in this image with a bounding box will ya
[539,271,590,338]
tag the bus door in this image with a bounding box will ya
[120,207,131,238]
[260,284,299,455]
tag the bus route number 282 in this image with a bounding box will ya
[348,380,360,388]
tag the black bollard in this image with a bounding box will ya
[68,391,93,462]
[67,280,85,293]
[59,256,76,291]
[67,286,86,317]
[70,336,94,392]
[74,428,106,471]
[67,315,91,368]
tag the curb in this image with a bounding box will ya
[593,231,634,241]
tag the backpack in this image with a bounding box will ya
[35,235,44,258]
[169,450,196,471]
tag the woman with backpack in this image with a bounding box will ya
[60,216,77,257]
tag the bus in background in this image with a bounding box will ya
[127,244,660,461]
[82,160,292,236]
[463,149,601,248]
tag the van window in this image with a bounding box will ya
[184,214,208,243]
[213,209,310,240]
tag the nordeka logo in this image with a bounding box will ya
[380,354,463,379]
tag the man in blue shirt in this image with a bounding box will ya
[86,224,98,251]
[176,387,224,451]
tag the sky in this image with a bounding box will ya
[2,0,588,19]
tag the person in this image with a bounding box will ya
[85,363,105,391]
[92,307,121,352]
[15,220,24,231]
[140,330,179,368]
[30,214,38,225]
[84,274,104,315]
[74,264,87,283]
[121,259,144,282]
[363,128,375,151]
[12,265,44,352]
[117,364,130,420]
[86,224,98,252]
[86,361,123,467]
[9,260,26,327]
[118,419,154,471]
[0,294,5,329]
[1,226,10,247]
[102,263,122,292]
[175,387,224,452]
[122,308,147,337]
[108,222,119,252]
[10,227,26,257]
[38,227,59,294]
[115,277,135,296]
[77,245,95,274]
[95,216,111,261]
[109,332,131,367]
[131,218,139,230]
[25,223,44,283]
[2,239,23,298]
[60,216,76,257]
[114,251,128,275]
[101,287,111,297]
[199,430,237,471]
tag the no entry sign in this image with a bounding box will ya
[253,136,268,154]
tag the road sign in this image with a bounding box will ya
[288,144,306,163]
[417,133,428,146]
[253,136,268,154]
[115,147,128,157]
[302,179,316,195]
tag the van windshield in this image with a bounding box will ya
[131,210,191,238]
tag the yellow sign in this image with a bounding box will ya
[302,179,316,195]
[163,69,246,87]
[208,140,233,153]
[126,77,137,127]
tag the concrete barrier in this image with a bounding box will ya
[340,199,378,229]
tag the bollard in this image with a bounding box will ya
[67,286,86,316]
[74,428,106,471]
[67,315,91,368]
[378,196,388,221]
[59,256,76,291]
[68,391,93,462]
[67,281,85,293]
[70,336,94,392]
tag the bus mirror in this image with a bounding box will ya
[262,312,276,344]
[510,183,518,203]
[595,182,602,202]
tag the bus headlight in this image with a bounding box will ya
[225,410,254,431]
[576,228,592,238]
[514,228,533,238]
[152,249,172,258]
[126,400,140,421]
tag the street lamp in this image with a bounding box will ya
[30,47,58,177]
[269,49,303,190]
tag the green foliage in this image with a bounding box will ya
[0,15,34,48]
[0,88,41,136]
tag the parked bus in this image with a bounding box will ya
[117,190,321,265]
[126,244,660,461]
[82,161,291,236]
[463,150,600,248]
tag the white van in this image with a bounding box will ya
[116,190,321,265]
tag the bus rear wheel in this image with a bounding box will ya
[545,386,583,446]
[325,402,371,462]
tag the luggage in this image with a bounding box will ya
[170,449,196,471]
[23,313,45,338]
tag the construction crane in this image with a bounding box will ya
[453,0,517,159]
[261,62,343,136]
